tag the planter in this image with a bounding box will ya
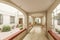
[2,25,11,32]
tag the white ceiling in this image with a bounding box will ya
[11,0,55,13]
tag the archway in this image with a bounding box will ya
[52,4,60,32]
[0,1,28,39]
[0,2,26,30]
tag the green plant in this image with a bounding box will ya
[18,24,23,30]
[55,29,60,34]
[58,31,60,34]
[55,29,58,32]
[2,25,11,32]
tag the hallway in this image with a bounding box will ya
[23,26,48,40]
[0,0,60,40]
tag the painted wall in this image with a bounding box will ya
[0,11,24,28]
[28,12,46,25]
[42,16,46,26]
[28,13,45,17]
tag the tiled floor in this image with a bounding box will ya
[23,26,48,40]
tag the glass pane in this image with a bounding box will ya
[10,16,15,24]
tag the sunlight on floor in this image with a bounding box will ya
[23,26,48,40]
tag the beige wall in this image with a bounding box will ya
[28,12,45,17]
[41,16,46,26]
[28,12,45,25]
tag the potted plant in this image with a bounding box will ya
[18,24,23,30]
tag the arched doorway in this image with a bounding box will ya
[52,4,60,33]
[0,2,25,31]
[0,2,28,40]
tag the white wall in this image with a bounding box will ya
[0,11,24,28]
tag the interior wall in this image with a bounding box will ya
[28,12,45,25]
[28,12,45,17]
[42,16,46,26]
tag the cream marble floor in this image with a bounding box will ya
[23,26,48,40]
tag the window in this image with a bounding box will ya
[0,14,3,24]
[19,18,23,24]
[10,16,15,24]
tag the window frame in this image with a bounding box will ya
[10,16,15,24]
[0,14,3,25]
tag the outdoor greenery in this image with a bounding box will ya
[2,25,11,32]
[18,24,23,30]
[55,28,60,34]
[53,13,60,20]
